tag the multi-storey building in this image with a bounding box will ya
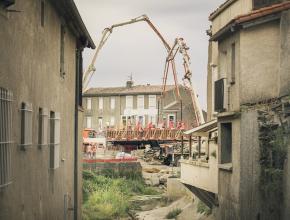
[83,81,200,131]
[181,1,290,220]
[0,1,95,219]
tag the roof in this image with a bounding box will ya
[184,119,217,136]
[50,0,95,49]
[83,85,177,96]
[210,1,290,41]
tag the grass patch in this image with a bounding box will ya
[82,169,160,220]
[197,200,211,216]
[165,208,182,219]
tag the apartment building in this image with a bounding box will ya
[0,1,95,219]
[83,81,199,131]
[181,0,290,219]
[209,0,290,219]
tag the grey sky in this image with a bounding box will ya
[75,0,224,110]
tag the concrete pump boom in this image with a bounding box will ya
[82,14,177,92]
[82,14,204,126]
[163,38,205,125]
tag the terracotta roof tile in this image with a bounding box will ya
[235,1,290,24]
[210,1,290,41]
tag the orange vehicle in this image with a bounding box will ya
[82,128,97,138]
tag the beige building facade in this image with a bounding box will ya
[83,82,199,132]
[0,1,94,220]
[206,0,290,219]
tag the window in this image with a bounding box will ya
[231,43,236,84]
[20,102,33,149]
[60,25,65,78]
[49,112,60,169]
[38,108,48,148]
[40,0,45,27]
[86,116,92,128]
[149,95,156,109]
[0,88,13,188]
[99,97,103,110]
[98,118,103,131]
[87,98,92,110]
[110,116,115,126]
[110,97,115,110]
[214,78,226,112]
[122,116,126,127]
[211,65,218,115]
[137,95,144,109]
[167,114,175,127]
[126,96,133,109]
[1,0,15,8]
[220,123,232,164]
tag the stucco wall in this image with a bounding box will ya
[180,142,218,194]
[279,11,290,97]
[218,33,241,112]
[211,0,253,34]
[239,110,261,220]
[217,117,241,220]
[240,20,280,104]
[0,1,81,219]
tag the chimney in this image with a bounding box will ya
[126,80,133,88]
[126,74,134,88]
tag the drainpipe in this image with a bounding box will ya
[74,45,83,220]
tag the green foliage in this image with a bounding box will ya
[258,112,290,219]
[197,200,212,216]
[82,169,160,220]
[165,208,182,219]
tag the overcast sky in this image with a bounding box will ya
[74,0,224,110]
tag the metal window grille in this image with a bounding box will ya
[49,112,60,169]
[38,108,48,148]
[20,102,33,150]
[0,88,13,188]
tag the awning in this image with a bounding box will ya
[184,119,217,137]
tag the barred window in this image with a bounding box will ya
[38,108,48,148]
[49,112,60,169]
[20,102,33,150]
[0,88,13,188]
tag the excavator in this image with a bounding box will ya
[82,14,205,126]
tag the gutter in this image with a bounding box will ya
[49,0,96,49]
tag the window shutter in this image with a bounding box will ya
[50,112,60,169]
[0,88,13,188]
[149,95,156,109]
[214,78,225,112]
[38,108,48,148]
[20,102,33,149]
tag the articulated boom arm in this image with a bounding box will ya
[163,38,205,125]
[83,14,174,91]
[82,14,204,127]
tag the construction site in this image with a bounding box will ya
[1,0,290,220]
